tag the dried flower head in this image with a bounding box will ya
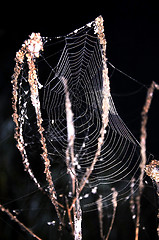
[145,160,159,183]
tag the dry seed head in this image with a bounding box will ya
[145,160,159,183]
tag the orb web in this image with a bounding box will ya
[39,19,141,210]
[8,16,153,239]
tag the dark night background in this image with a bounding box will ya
[0,1,159,239]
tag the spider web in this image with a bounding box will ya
[21,20,141,208]
[8,16,154,239]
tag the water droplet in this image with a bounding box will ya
[84,193,89,198]
[47,220,56,226]
[68,192,72,197]
[91,187,97,194]
[77,164,81,170]
[82,142,85,148]
[13,209,21,215]
[125,196,129,200]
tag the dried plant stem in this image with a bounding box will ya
[140,82,158,190]
[0,203,42,240]
[61,76,76,195]
[79,15,110,193]
[27,55,61,220]
[105,188,118,240]
[74,185,82,240]
[145,160,159,238]
[12,33,62,224]
[12,35,42,191]
[140,81,159,186]
[61,75,75,194]
[65,196,74,234]
[97,195,104,239]
[136,81,159,240]
[70,15,110,212]
[62,77,82,240]
[130,178,136,220]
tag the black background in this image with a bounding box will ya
[0,1,159,239]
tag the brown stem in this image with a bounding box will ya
[0,203,42,240]
[136,81,159,240]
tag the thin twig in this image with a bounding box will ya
[105,188,118,240]
[97,195,104,239]
[74,184,82,240]
[0,203,42,240]
[65,196,74,235]
[136,81,159,240]
[62,76,83,239]
[130,177,136,220]
[70,15,110,212]
[61,76,76,195]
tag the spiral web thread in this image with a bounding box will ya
[41,15,141,209]
[6,16,147,239]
